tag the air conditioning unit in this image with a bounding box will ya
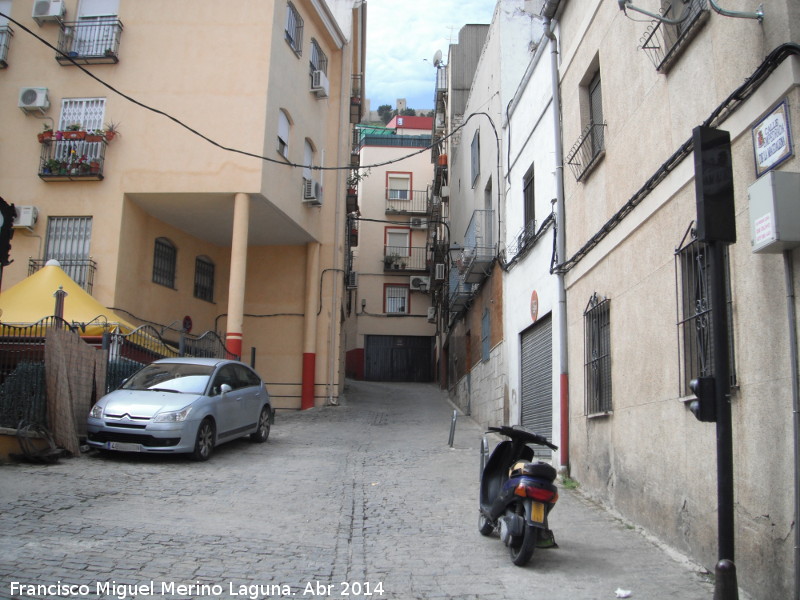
[427,307,437,322]
[441,185,450,198]
[303,179,323,206]
[311,70,329,98]
[346,272,358,289]
[409,276,430,292]
[410,217,427,229]
[435,263,445,280]
[18,87,50,114]
[32,0,65,25]
[13,206,38,229]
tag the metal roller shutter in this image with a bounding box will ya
[520,314,552,456]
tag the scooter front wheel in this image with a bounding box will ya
[478,513,494,536]
[509,524,538,566]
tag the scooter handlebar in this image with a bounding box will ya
[486,425,559,451]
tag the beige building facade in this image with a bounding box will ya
[2,0,366,409]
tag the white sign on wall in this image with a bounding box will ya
[752,100,794,177]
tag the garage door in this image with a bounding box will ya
[365,335,433,382]
[520,314,552,457]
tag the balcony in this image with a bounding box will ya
[28,258,96,293]
[639,0,709,73]
[565,122,606,182]
[384,246,429,272]
[455,209,494,284]
[56,19,123,65]
[386,189,430,215]
[0,25,13,68]
[38,137,106,182]
[448,267,471,312]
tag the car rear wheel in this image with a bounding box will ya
[192,418,215,461]
[250,405,271,443]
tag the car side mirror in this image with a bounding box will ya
[219,383,233,395]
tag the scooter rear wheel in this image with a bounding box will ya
[478,513,494,536]
[509,524,538,566]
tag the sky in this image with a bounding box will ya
[365,0,498,112]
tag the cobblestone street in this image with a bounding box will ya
[1,380,716,599]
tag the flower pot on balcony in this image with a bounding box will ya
[63,130,86,141]
[438,153,448,166]
[89,161,100,174]
[85,133,104,143]
[38,130,53,143]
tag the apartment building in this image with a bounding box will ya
[343,115,436,382]
[2,0,366,409]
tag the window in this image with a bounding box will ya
[153,237,177,288]
[277,109,291,159]
[675,232,736,395]
[57,98,106,163]
[309,38,327,75]
[588,70,604,158]
[45,217,93,289]
[194,256,214,302]
[471,130,480,186]
[641,0,709,72]
[523,164,535,231]
[584,293,611,415]
[481,308,490,362]
[302,139,314,188]
[385,228,410,258]
[384,285,409,314]
[285,2,303,55]
[387,173,410,200]
[566,65,606,181]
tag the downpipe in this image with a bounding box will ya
[784,250,800,600]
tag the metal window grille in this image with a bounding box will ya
[584,293,611,415]
[153,237,176,288]
[44,217,93,289]
[675,230,736,394]
[523,164,535,231]
[58,98,106,163]
[194,256,214,302]
[285,2,303,55]
[385,285,408,314]
[309,38,327,75]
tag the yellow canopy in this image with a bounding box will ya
[0,262,136,336]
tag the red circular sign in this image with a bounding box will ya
[182,315,193,333]
[530,290,539,323]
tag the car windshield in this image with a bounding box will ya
[122,363,215,394]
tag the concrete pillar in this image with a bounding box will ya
[226,193,249,358]
[302,242,321,409]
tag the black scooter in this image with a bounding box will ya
[479,425,559,566]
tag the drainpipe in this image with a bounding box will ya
[784,249,800,600]
[543,2,569,471]
[302,242,321,409]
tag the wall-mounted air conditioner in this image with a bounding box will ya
[409,276,430,292]
[346,272,358,289]
[410,217,427,229]
[427,307,436,323]
[303,179,323,206]
[435,263,445,280]
[13,206,39,229]
[32,0,65,25]
[18,87,50,114]
[311,70,329,98]
[440,185,450,198]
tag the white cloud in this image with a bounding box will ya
[365,0,497,111]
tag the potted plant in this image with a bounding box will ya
[63,123,86,140]
[38,124,53,143]
[346,169,369,195]
[85,129,104,143]
[104,121,120,141]
[42,158,62,174]
[384,253,400,269]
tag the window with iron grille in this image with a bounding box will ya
[153,237,177,288]
[45,216,93,290]
[309,38,327,75]
[584,293,611,415]
[384,285,409,314]
[57,98,106,163]
[481,308,490,362]
[675,230,736,395]
[285,2,303,55]
[194,256,214,302]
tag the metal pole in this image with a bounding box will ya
[448,409,457,447]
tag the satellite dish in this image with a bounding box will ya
[433,49,443,68]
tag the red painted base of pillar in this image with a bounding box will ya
[226,333,243,360]
[301,352,316,410]
[560,372,570,469]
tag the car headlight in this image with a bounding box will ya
[152,405,193,423]
[90,404,104,419]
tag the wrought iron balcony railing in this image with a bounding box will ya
[0,25,13,68]
[566,122,606,182]
[38,137,107,181]
[639,0,709,72]
[28,258,97,294]
[386,189,430,214]
[56,18,123,65]
[448,267,472,312]
[452,209,495,284]
[384,246,429,272]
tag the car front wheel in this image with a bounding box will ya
[192,418,215,461]
[250,405,271,443]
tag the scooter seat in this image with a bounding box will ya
[509,460,557,482]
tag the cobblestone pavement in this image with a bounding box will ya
[0,379,716,600]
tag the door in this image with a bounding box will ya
[520,314,552,457]
[365,335,433,382]
[74,0,119,56]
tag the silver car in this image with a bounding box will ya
[87,357,272,461]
